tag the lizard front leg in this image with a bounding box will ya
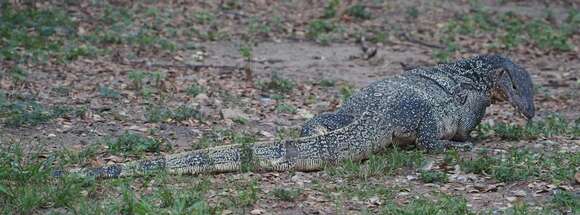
[453,91,491,141]
[415,111,474,152]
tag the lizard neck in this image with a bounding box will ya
[434,55,511,96]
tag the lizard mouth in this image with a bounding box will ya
[512,96,535,120]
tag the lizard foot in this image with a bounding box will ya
[440,140,474,152]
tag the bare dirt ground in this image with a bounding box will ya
[1,0,579,214]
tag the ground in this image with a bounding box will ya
[0,0,579,214]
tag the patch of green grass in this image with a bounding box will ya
[258,72,296,94]
[187,83,205,97]
[319,79,336,87]
[194,26,229,41]
[194,11,215,24]
[322,0,341,18]
[172,105,201,122]
[381,194,473,214]
[128,70,147,90]
[56,144,100,167]
[505,202,542,215]
[51,86,71,97]
[459,149,577,183]
[145,105,201,123]
[419,170,449,183]
[99,85,121,99]
[491,150,538,182]
[128,28,176,52]
[347,4,372,20]
[442,8,579,52]
[474,114,579,140]
[0,143,98,214]
[7,65,28,84]
[275,103,297,114]
[459,153,495,175]
[194,129,257,150]
[369,30,389,44]
[1,100,51,127]
[272,188,302,202]
[307,19,336,42]
[230,180,260,207]
[233,116,249,125]
[103,131,165,156]
[50,105,79,119]
[113,179,214,214]
[445,8,495,35]
[0,91,7,107]
[406,7,419,19]
[0,5,77,62]
[89,5,176,51]
[327,146,424,180]
[63,43,98,61]
[537,152,579,184]
[551,191,580,214]
[247,16,273,36]
[526,20,572,51]
[432,40,459,63]
[239,43,253,61]
[339,84,355,101]
[0,94,80,127]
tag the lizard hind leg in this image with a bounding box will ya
[300,113,355,137]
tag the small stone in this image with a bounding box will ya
[47,133,56,137]
[259,97,275,106]
[368,196,382,206]
[259,130,274,138]
[506,196,518,202]
[575,172,580,184]
[194,93,210,103]
[92,114,103,122]
[512,190,526,197]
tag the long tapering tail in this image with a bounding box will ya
[57,111,388,179]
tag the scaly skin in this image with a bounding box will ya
[57,54,534,179]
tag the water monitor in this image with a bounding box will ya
[55,55,535,178]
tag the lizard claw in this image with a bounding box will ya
[448,141,474,152]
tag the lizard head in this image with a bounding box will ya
[492,61,535,120]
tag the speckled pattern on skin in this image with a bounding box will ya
[60,55,535,179]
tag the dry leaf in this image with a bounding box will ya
[506,196,518,202]
[250,209,264,215]
[104,155,124,163]
[512,190,526,197]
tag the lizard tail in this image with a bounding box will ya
[56,112,387,179]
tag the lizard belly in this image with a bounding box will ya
[393,135,417,146]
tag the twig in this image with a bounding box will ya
[125,61,243,71]
[398,32,446,49]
